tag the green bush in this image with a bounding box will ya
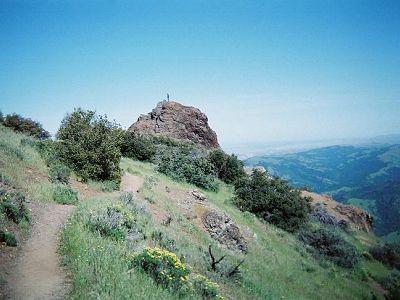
[158,148,219,191]
[0,230,17,247]
[298,226,359,268]
[369,243,400,269]
[192,274,220,299]
[5,232,17,246]
[233,170,311,232]
[56,109,123,183]
[0,113,50,139]
[121,132,157,161]
[0,191,29,224]
[380,272,400,300]
[87,205,137,240]
[53,185,79,205]
[49,162,71,184]
[208,149,246,184]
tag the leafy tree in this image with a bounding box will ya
[56,109,123,183]
[233,170,311,232]
[0,112,50,139]
[158,147,219,191]
[121,132,157,161]
[208,149,246,184]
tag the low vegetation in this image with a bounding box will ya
[2,117,400,299]
[233,170,311,232]
[370,243,400,269]
[298,226,359,268]
[0,178,30,247]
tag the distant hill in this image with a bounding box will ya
[244,144,400,240]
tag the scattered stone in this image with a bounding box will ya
[202,210,247,253]
[165,186,170,193]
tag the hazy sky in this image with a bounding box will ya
[1,1,399,147]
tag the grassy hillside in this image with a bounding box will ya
[61,157,397,299]
[244,145,400,238]
[2,127,399,299]
[0,126,56,203]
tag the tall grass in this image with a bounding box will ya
[0,126,55,201]
[60,195,192,300]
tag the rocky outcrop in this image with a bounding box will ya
[128,101,220,149]
[202,210,248,253]
[302,191,373,232]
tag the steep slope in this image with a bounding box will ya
[59,157,397,299]
[244,144,400,237]
[0,126,75,298]
[128,100,220,149]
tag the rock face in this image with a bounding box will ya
[128,101,220,149]
[302,191,373,232]
[203,210,248,253]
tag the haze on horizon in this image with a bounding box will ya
[1,1,399,149]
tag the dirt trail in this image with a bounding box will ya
[4,202,74,300]
[121,173,144,195]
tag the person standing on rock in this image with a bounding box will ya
[167,93,169,101]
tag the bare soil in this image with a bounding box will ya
[1,201,74,300]
[120,173,144,195]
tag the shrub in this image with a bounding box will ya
[158,148,219,191]
[309,206,338,226]
[87,205,137,240]
[56,109,123,182]
[53,185,79,205]
[49,162,71,184]
[0,191,29,224]
[192,274,220,299]
[233,170,311,232]
[5,232,17,246]
[0,229,17,247]
[132,247,191,289]
[369,243,400,269]
[121,132,157,161]
[298,226,359,268]
[380,272,400,300]
[1,113,50,139]
[208,149,246,184]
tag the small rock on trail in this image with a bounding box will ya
[3,201,74,300]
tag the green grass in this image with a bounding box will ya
[60,194,193,300]
[118,158,393,299]
[0,126,55,202]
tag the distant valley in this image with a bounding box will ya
[244,144,400,241]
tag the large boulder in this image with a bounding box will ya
[128,101,220,149]
[203,210,248,253]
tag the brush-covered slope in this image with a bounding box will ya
[2,126,398,299]
[61,156,397,299]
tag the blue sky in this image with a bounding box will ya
[1,0,399,148]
